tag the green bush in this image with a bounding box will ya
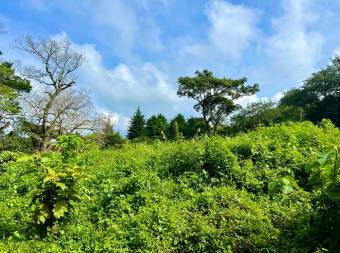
[0,122,339,252]
[204,137,240,179]
[158,141,204,177]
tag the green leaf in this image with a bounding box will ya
[55,182,67,190]
[318,151,334,166]
[35,204,50,224]
[268,180,280,195]
[41,157,50,163]
[281,178,294,194]
[43,174,57,183]
[13,231,21,239]
[53,199,68,219]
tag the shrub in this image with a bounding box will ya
[0,122,339,252]
[158,141,204,177]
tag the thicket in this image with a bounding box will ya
[0,121,339,252]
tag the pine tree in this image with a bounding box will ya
[127,107,146,140]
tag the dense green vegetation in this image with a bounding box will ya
[0,23,339,252]
[0,121,339,252]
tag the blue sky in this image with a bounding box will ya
[1,0,340,132]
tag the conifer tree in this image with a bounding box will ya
[127,107,146,140]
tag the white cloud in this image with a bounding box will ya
[182,0,258,63]
[6,0,339,127]
[75,42,179,104]
[272,91,284,102]
[264,0,324,82]
[34,32,184,132]
[236,90,284,108]
[82,0,163,57]
[206,0,258,59]
[236,95,262,107]
[89,0,138,52]
[26,0,163,58]
[64,35,184,120]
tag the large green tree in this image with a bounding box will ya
[127,107,146,140]
[177,70,259,133]
[0,58,31,132]
[146,114,168,140]
[280,55,340,126]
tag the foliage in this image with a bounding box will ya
[0,130,34,153]
[98,119,125,149]
[184,117,209,138]
[0,122,339,252]
[146,114,168,140]
[0,60,31,131]
[280,55,340,126]
[167,114,186,140]
[31,135,85,236]
[229,101,304,134]
[127,107,146,140]
[178,69,259,133]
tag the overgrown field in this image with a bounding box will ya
[0,121,339,252]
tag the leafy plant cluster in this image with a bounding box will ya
[0,121,339,252]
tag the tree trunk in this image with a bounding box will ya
[213,122,218,135]
[41,91,58,152]
[202,110,211,135]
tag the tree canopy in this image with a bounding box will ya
[178,70,259,133]
[0,58,31,132]
[146,114,168,140]
[280,55,340,126]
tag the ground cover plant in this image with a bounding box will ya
[0,121,339,252]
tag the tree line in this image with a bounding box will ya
[127,60,339,141]
[1,27,339,152]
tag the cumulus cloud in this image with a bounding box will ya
[206,0,258,59]
[264,0,324,83]
[45,32,183,133]
[26,0,164,59]
[82,0,164,57]
[182,0,258,63]
[236,91,284,108]
[73,42,179,105]
[90,0,138,52]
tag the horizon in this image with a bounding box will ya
[1,0,340,134]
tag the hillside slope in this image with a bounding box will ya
[1,121,339,252]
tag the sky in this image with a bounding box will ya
[0,0,340,133]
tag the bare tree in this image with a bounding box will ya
[16,36,85,150]
[21,88,101,147]
[50,89,101,135]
